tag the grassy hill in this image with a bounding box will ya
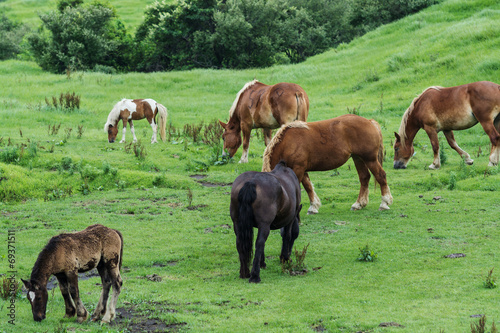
[0,0,499,332]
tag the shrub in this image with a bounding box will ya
[357,244,377,262]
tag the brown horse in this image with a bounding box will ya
[230,161,302,283]
[262,115,393,214]
[219,80,309,163]
[394,81,500,169]
[22,224,123,324]
[104,98,168,144]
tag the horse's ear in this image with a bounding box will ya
[219,120,227,129]
[21,278,31,289]
[394,132,401,141]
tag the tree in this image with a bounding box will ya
[27,0,134,73]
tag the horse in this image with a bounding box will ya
[230,161,302,283]
[394,81,500,169]
[104,98,168,144]
[22,224,123,324]
[262,115,393,214]
[219,80,309,163]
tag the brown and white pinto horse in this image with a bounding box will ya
[219,80,309,163]
[263,115,392,214]
[22,224,123,324]
[394,81,500,169]
[104,98,168,144]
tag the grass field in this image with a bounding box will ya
[1,0,500,332]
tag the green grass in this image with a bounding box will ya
[1,0,500,332]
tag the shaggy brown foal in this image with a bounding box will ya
[22,224,123,324]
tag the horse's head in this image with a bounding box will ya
[106,123,118,143]
[393,132,413,169]
[219,120,241,157]
[22,279,48,322]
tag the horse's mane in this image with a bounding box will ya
[104,98,129,132]
[262,121,309,171]
[229,80,259,117]
[398,86,442,146]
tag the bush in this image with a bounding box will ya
[0,14,30,60]
[27,0,134,73]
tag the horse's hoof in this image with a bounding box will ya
[307,208,319,215]
[465,159,474,165]
[488,162,498,167]
[428,164,440,170]
[249,277,261,283]
[76,316,87,324]
[379,204,390,211]
[350,203,363,211]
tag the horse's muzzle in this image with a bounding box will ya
[34,314,46,322]
[393,161,407,169]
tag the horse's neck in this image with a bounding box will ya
[30,250,54,286]
[402,118,420,147]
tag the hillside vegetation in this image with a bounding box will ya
[0,0,499,332]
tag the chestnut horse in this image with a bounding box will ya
[22,224,123,324]
[219,80,309,163]
[104,98,168,144]
[230,161,302,283]
[262,115,393,214]
[394,81,500,169]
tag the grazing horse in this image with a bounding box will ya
[104,98,168,144]
[230,161,302,283]
[219,80,309,163]
[22,224,123,324]
[394,81,500,169]
[262,115,393,214]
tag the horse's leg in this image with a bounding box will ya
[239,125,251,163]
[263,129,272,146]
[250,226,271,283]
[364,160,393,211]
[280,219,299,262]
[150,118,158,144]
[55,273,76,318]
[91,265,111,322]
[423,125,441,169]
[351,156,370,210]
[129,120,137,143]
[477,119,500,166]
[301,172,321,214]
[120,119,127,143]
[101,267,122,324]
[67,272,88,323]
[443,130,474,165]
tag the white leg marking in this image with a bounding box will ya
[151,123,157,144]
[130,125,137,143]
[120,128,126,143]
[307,193,321,214]
[379,194,393,211]
[239,148,249,163]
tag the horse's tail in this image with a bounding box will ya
[295,91,309,121]
[114,229,124,270]
[157,103,168,142]
[237,181,257,265]
[370,119,384,166]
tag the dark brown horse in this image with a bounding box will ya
[394,81,500,169]
[230,161,302,283]
[262,115,393,214]
[219,80,309,163]
[22,224,123,324]
[104,98,168,144]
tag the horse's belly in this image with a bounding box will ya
[252,110,279,128]
[437,110,477,131]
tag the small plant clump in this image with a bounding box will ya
[44,92,81,110]
[470,315,498,333]
[357,244,377,262]
[484,268,497,289]
[281,243,309,276]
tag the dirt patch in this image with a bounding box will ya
[113,304,186,333]
[189,174,231,187]
[444,253,466,259]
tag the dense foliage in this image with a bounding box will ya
[0,13,29,60]
[27,0,134,73]
[135,0,440,71]
[25,0,440,73]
